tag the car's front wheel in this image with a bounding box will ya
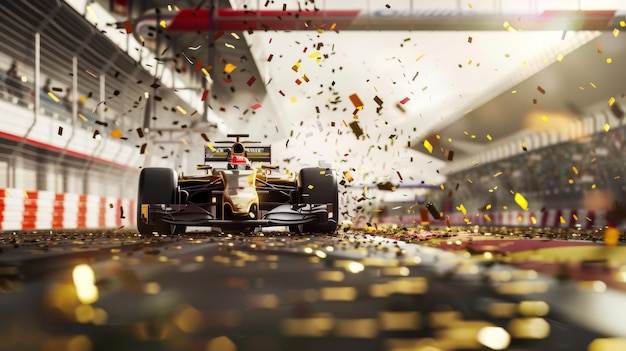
[137,168,184,235]
[296,167,339,234]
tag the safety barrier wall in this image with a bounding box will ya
[374,208,608,230]
[0,188,135,231]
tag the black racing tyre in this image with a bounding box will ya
[137,168,183,235]
[297,167,339,234]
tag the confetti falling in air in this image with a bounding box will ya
[447,150,454,161]
[537,86,546,94]
[456,203,467,216]
[343,171,354,182]
[224,63,237,74]
[514,192,529,211]
[110,129,123,139]
[57,126,63,136]
[349,94,363,109]
[374,96,383,106]
[400,97,410,105]
[423,140,433,154]
[247,76,256,86]
[349,121,364,139]
[123,20,133,34]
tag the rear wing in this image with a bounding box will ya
[204,145,272,163]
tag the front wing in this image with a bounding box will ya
[141,203,331,228]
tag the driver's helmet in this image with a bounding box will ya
[232,142,245,155]
[228,155,251,170]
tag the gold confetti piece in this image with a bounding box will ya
[86,5,98,23]
[604,123,610,132]
[343,171,354,182]
[613,28,620,37]
[415,54,426,62]
[78,113,88,122]
[307,185,314,190]
[456,203,467,215]
[47,92,60,103]
[110,129,122,139]
[159,20,167,28]
[207,143,216,152]
[514,192,529,211]
[572,166,579,174]
[590,82,597,88]
[557,54,564,62]
[290,96,297,103]
[609,97,616,106]
[292,62,300,72]
[423,140,433,154]
[486,134,492,141]
[621,20,626,27]
[537,86,545,94]
[330,23,337,31]
[486,204,492,210]
[85,70,98,79]
[308,51,320,59]
[176,105,187,114]
[503,20,517,32]
[223,63,237,74]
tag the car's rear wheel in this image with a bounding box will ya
[137,168,184,235]
[297,167,339,234]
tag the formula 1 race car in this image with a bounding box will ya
[137,134,338,235]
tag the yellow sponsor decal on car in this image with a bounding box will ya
[141,204,149,219]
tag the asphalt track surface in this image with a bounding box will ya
[0,229,623,351]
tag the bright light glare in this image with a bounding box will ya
[477,326,511,350]
[347,261,364,273]
[314,250,327,259]
[72,264,99,304]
